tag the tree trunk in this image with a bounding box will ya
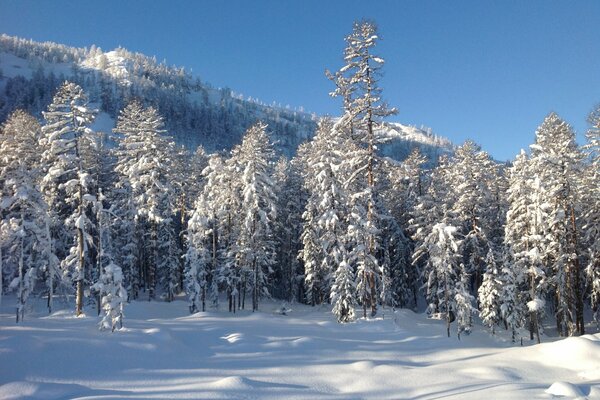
[16,224,24,323]
[570,205,584,335]
[0,245,3,310]
[362,269,368,319]
[445,274,450,338]
[242,277,246,310]
[253,257,258,312]
[149,220,158,301]
[46,220,53,314]
[75,184,85,317]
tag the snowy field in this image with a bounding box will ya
[1,298,600,400]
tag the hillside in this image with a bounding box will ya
[0,34,453,160]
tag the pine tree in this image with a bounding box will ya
[200,153,240,312]
[95,262,126,331]
[448,141,500,293]
[328,21,397,317]
[415,222,463,337]
[0,111,57,318]
[233,122,277,312]
[478,249,503,334]
[584,106,600,325]
[455,263,475,338]
[185,200,211,313]
[505,149,548,343]
[41,82,97,316]
[299,120,349,308]
[272,156,305,302]
[91,191,126,331]
[530,113,584,336]
[331,258,356,323]
[499,250,525,342]
[113,100,176,301]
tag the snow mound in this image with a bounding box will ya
[209,376,254,390]
[545,381,585,398]
[539,335,600,371]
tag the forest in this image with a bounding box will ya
[0,21,598,343]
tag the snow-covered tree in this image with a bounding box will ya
[448,141,500,293]
[41,82,96,316]
[299,120,349,307]
[455,263,475,338]
[478,249,503,334]
[272,156,305,302]
[92,191,126,331]
[328,21,397,317]
[233,122,277,311]
[199,153,240,312]
[530,113,584,336]
[414,223,463,337]
[94,261,126,331]
[331,258,356,323]
[113,100,177,301]
[185,194,212,313]
[0,110,58,317]
[584,106,600,325]
[504,149,548,343]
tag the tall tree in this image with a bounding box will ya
[584,106,600,325]
[41,82,96,316]
[0,110,55,321]
[530,113,584,336]
[113,100,177,301]
[233,122,277,312]
[328,21,397,317]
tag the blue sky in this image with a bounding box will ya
[1,0,599,160]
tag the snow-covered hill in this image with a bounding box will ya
[1,296,599,400]
[0,34,454,161]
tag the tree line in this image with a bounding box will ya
[0,22,598,340]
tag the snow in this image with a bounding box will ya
[1,297,600,399]
[0,52,34,79]
[528,298,546,312]
[89,111,115,134]
[545,382,586,398]
[0,52,73,80]
[81,51,132,85]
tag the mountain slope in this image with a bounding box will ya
[0,34,453,161]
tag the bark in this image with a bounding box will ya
[75,184,85,316]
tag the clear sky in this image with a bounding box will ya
[1,0,599,161]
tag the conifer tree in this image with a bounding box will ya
[0,110,54,321]
[478,249,503,334]
[41,82,96,316]
[530,113,584,336]
[113,100,176,301]
[185,200,211,313]
[328,21,397,317]
[233,122,277,311]
[416,222,463,337]
[584,106,600,325]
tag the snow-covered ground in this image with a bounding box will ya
[1,297,599,399]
